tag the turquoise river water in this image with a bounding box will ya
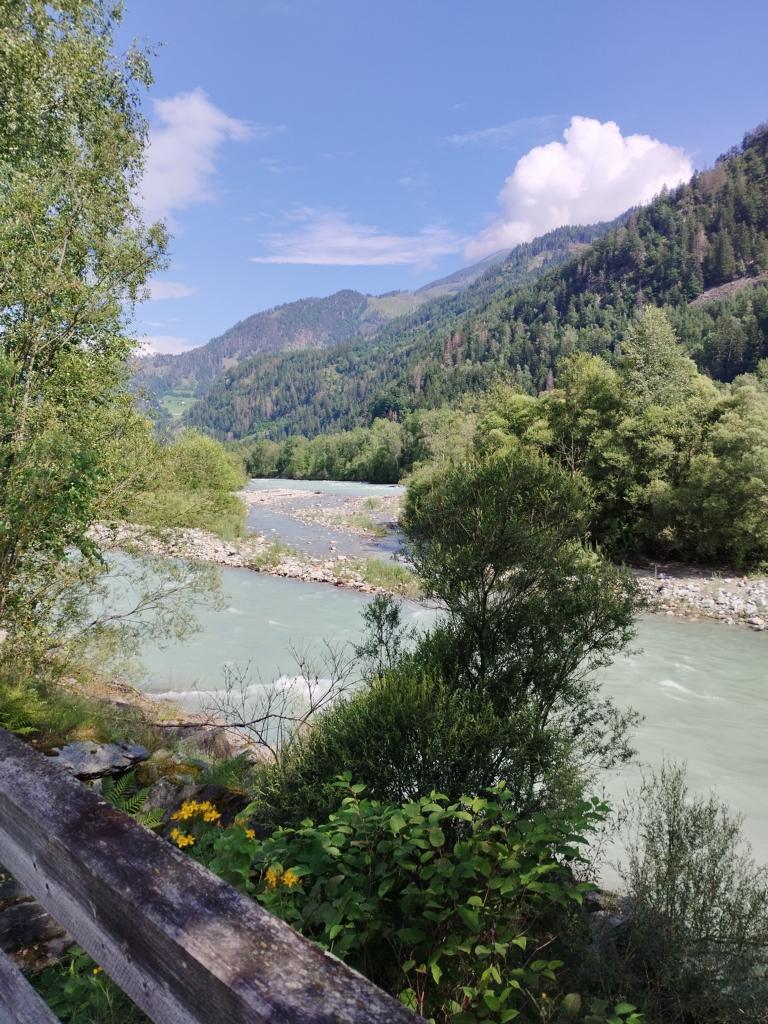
[127,479,767,869]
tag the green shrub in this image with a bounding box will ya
[207,777,621,1023]
[257,669,514,825]
[616,762,768,1023]
[129,430,247,539]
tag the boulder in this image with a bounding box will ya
[48,741,149,780]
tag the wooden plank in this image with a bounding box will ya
[0,728,419,1024]
[0,948,61,1024]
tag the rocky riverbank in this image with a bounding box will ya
[635,565,768,629]
[239,485,401,539]
[90,523,768,629]
[89,522,398,594]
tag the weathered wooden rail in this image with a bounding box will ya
[0,728,419,1024]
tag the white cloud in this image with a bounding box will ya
[140,89,279,224]
[250,208,461,267]
[466,116,693,260]
[148,280,197,300]
[138,334,203,356]
[444,115,558,147]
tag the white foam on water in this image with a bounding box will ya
[657,678,722,701]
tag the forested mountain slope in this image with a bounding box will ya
[185,219,625,438]
[186,124,768,441]
[133,249,514,414]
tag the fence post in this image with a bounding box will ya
[0,949,61,1024]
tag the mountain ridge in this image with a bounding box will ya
[185,124,768,441]
[133,249,513,418]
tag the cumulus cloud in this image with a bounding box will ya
[141,89,279,224]
[465,116,693,260]
[138,334,203,356]
[250,208,461,267]
[148,280,197,300]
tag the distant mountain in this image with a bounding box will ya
[185,124,768,442]
[133,249,512,419]
[183,218,625,439]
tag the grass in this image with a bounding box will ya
[357,558,421,598]
[161,387,198,419]
[248,540,298,570]
[347,514,388,538]
[0,662,166,753]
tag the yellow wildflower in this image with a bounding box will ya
[245,828,256,840]
[282,869,300,888]
[171,801,197,822]
[265,866,281,889]
[92,967,103,976]
[170,827,195,848]
[171,800,221,824]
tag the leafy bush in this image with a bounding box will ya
[206,777,635,1023]
[128,430,246,539]
[617,762,768,1023]
[258,669,515,825]
[400,446,640,812]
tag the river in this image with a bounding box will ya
[129,479,768,868]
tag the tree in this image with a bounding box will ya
[617,307,699,409]
[400,447,640,807]
[0,1,165,636]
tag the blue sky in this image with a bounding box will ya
[120,0,768,355]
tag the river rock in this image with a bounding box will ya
[48,741,149,780]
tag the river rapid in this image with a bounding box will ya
[130,479,768,869]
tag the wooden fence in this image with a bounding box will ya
[0,728,419,1024]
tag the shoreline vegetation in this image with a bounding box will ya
[91,514,768,628]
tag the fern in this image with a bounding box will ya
[101,770,164,830]
[0,681,42,736]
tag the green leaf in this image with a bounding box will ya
[457,906,481,931]
[377,877,395,897]
[390,812,407,834]
[428,827,445,848]
[562,993,582,1017]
